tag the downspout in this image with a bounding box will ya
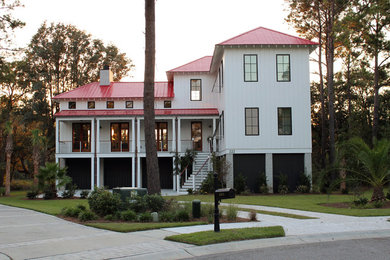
[94,117,97,188]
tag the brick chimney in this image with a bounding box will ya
[100,65,113,86]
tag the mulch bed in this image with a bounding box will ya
[321,201,390,209]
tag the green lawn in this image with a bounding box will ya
[166,193,390,217]
[0,191,89,215]
[165,226,285,245]
[88,222,207,232]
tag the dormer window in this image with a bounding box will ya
[126,101,133,109]
[106,101,114,109]
[68,102,76,109]
[164,100,172,108]
[88,101,95,109]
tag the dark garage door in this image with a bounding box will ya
[66,158,91,189]
[273,154,304,193]
[233,154,265,193]
[104,158,132,189]
[142,157,173,189]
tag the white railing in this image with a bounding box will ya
[58,141,91,153]
[99,140,132,153]
[139,140,174,153]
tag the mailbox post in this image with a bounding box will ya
[213,172,236,232]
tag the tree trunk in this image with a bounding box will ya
[5,133,13,196]
[33,147,40,185]
[372,51,379,143]
[371,186,385,202]
[326,3,336,170]
[144,0,160,195]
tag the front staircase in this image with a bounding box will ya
[179,153,210,192]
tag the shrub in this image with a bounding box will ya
[104,214,114,221]
[144,194,166,212]
[353,197,368,207]
[199,172,214,194]
[373,200,384,208]
[129,195,148,213]
[241,188,252,196]
[62,184,77,199]
[226,204,238,221]
[88,187,121,217]
[174,209,190,222]
[43,187,57,200]
[278,185,288,195]
[259,185,269,194]
[76,204,86,211]
[234,173,247,194]
[249,210,257,221]
[139,212,152,222]
[121,210,137,221]
[80,190,90,199]
[201,203,214,218]
[26,189,39,199]
[341,187,349,194]
[386,192,390,201]
[61,207,82,218]
[0,187,5,196]
[78,210,97,222]
[295,185,309,194]
[187,188,193,195]
[11,179,33,191]
[297,172,311,191]
[160,211,175,222]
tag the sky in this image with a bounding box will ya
[12,0,297,82]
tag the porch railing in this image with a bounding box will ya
[99,140,132,153]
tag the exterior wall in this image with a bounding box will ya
[222,47,311,154]
[59,99,175,111]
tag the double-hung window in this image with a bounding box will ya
[276,54,290,82]
[245,108,259,135]
[278,107,292,135]
[190,79,201,101]
[244,54,258,82]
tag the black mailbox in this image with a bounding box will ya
[215,188,235,200]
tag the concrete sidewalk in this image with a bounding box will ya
[0,203,389,259]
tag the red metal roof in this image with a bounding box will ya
[54,108,219,117]
[218,27,318,46]
[53,82,174,100]
[168,56,212,73]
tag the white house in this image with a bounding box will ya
[53,27,317,193]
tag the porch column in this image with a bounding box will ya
[131,118,135,153]
[97,119,100,153]
[91,119,95,155]
[132,156,135,188]
[265,153,273,193]
[304,153,312,185]
[137,156,141,188]
[137,118,141,153]
[172,117,176,152]
[91,157,95,190]
[96,157,100,187]
[212,118,216,153]
[172,157,176,191]
[55,118,59,154]
[225,153,234,188]
[177,118,181,153]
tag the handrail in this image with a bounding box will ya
[193,156,209,176]
[179,163,190,177]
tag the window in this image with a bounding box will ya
[126,101,133,109]
[68,102,76,109]
[72,123,91,152]
[278,107,292,135]
[245,108,259,135]
[190,79,202,101]
[88,101,95,109]
[106,101,114,108]
[277,54,290,82]
[164,100,171,108]
[218,61,224,91]
[110,123,129,152]
[244,54,258,82]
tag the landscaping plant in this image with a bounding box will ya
[88,187,121,217]
[37,162,71,199]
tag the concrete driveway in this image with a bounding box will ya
[1,203,390,259]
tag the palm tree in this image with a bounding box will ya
[342,137,390,201]
[37,162,71,198]
[4,121,13,196]
[143,0,160,194]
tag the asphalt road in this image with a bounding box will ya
[191,237,390,260]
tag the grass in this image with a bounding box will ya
[87,221,207,232]
[166,192,390,217]
[165,226,285,245]
[219,205,315,219]
[0,191,89,215]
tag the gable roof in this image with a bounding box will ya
[53,82,174,100]
[218,26,318,46]
[168,56,212,73]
